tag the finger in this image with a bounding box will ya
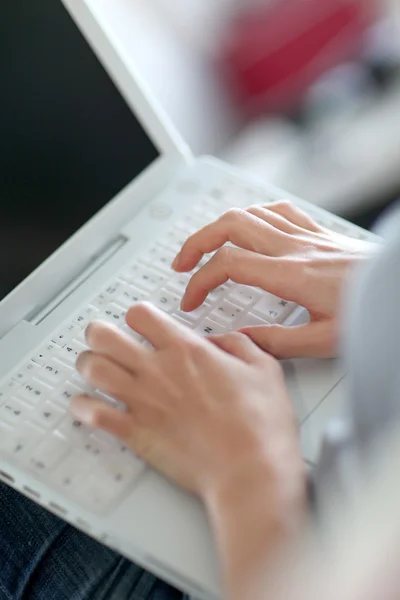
[76,351,139,402]
[181,247,298,311]
[208,332,268,365]
[71,395,163,464]
[266,201,321,233]
[240,321,337,360]
[246,205,301,235]
[126,302,196,349]
[85,320,149,373]
[71,395,133,439]
[172,208,290,272]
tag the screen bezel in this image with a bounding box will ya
[0,0,192,335]
[64,0,191,159]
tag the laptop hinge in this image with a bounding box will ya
[28,235,127,325]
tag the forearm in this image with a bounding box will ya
[205,459,308,600]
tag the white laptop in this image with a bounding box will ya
[0,1,375,598]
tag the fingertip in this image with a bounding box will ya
[71,394,96,426]
[180,291,203,312]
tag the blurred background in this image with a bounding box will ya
[142,0,400,229]
[1,0,400,299]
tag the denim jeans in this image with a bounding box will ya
[0,483,187,600]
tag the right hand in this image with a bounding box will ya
[172,201,378,359]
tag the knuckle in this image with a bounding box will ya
[263,348,283,372]
[222,207,246,223]
[224,331,248,347]
[272,199,294,212]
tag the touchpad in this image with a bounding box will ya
[283,357,345,424]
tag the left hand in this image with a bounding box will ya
[71,303,304,504]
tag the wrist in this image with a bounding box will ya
[203,456,308,599]
[204,454,307,533]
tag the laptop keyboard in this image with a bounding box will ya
[0,184,364,514]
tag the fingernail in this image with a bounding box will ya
[85,322,93,344]
[76,351,89,373]
[71,396,95,426]
[180,295,188,311]
[171,253,181,270]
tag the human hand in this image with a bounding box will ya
[172,201,377,359]
[71,304,304,503]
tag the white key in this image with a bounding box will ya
[56,415,89,442]
[31,342,58,366]
[172,221,197,236]
[158,229,187,254]
[90,428,121,450]
[100,303,127,326]
[0,398,32,426]
[227,285,263,308]
[114,285,149,310]
[32,401,66,430]
[49,449,92,491]
[79,449,144,512]
[211,186,246,208]
[0,421,45,462]
[194,199,223,217]
[51,323,82,346]
[89,280,128,310]
[90,291,112,309]
[56,341,87,368]
[206,284,231,304]
[118,262,144,284]
[72,304,100,328]
[0,422,16,455]
[70,369,89,388]
[17,378,54,406]
[0,380,19,405]
[195,318,228,337]
[182,211,210,229]
[104,280,127,298]
[166,273,191,295]
[80,437,106,458]
[52,381,84,408]
[35,360,70,387]
[139,246,176,275]
[89,281,127,311]
[209,300,243,327]
[238,313,268,328]
[76,473,122,512]
[168,227,188,247]
[172,315,196,329]
[153,289,180,313]
[29,434,70,473]
[173,304,210,325]
[74,328,88,345]
[253,293,295,324]
[101,446,144,487]
[12,361,40,385]
[133,269,168,294]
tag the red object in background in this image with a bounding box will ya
[219,0,377,115]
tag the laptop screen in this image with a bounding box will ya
[0,2,160,302]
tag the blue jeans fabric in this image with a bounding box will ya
[0,483,187,600]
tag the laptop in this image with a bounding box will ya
[0,1,375,598]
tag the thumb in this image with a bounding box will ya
[208,332,268,365]
[240,321,337,360]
